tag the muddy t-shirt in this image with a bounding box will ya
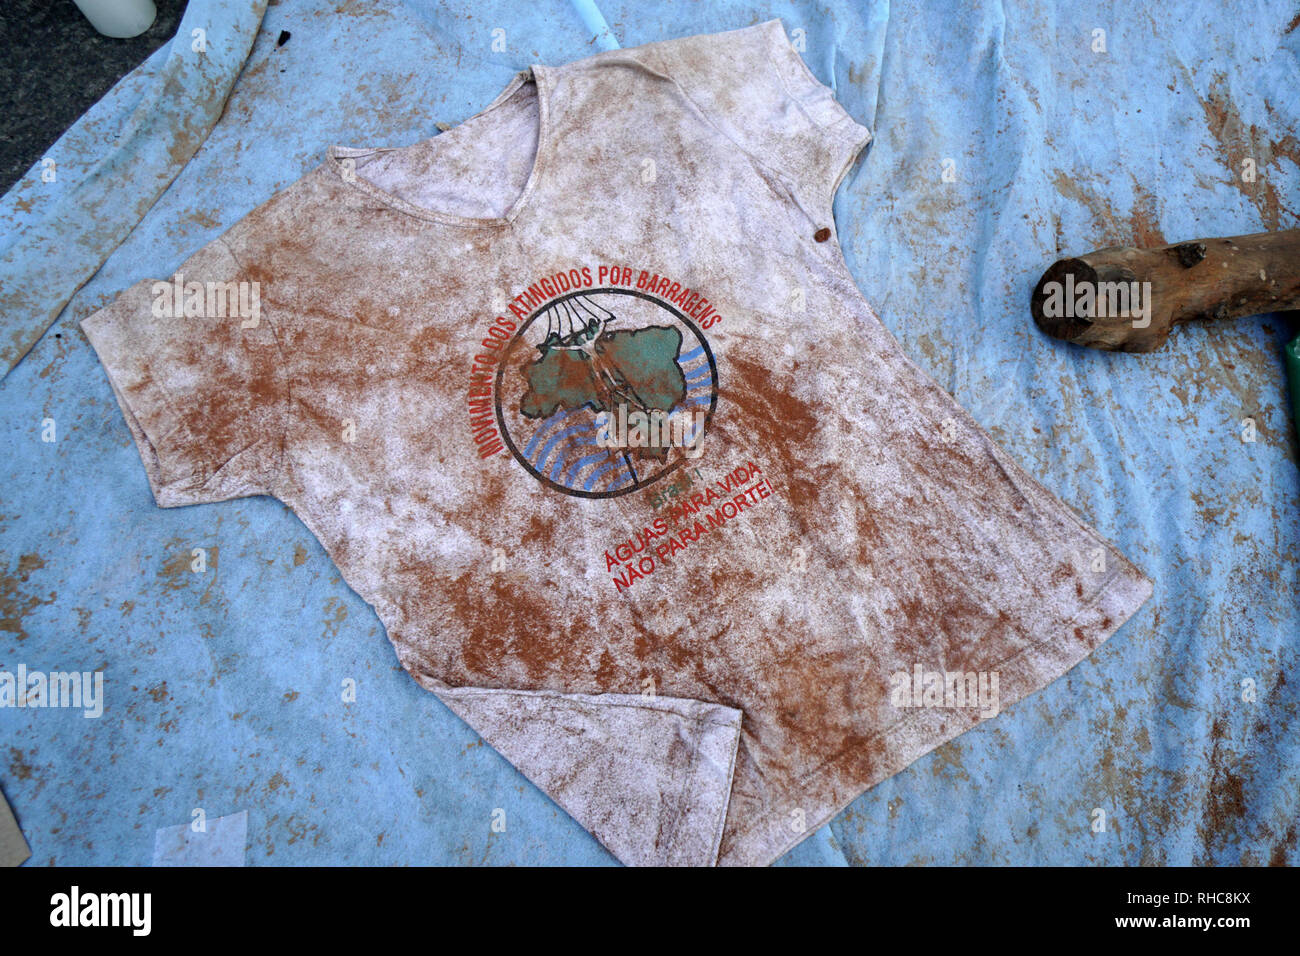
[81,19,1153,866]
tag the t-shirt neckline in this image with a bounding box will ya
[325,63,553,228]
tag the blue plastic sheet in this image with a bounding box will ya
[1,0,1297,865]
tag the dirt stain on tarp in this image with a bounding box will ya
[1050,172,1167,248]
[8,746,35,781]
[157,540,221,605]
[1089,704,1193,864]
[1196,716,1251,861]
[0,553,54,642]
[1269,822,1297,866]
[321,597,348,639]
[1180,68,1300,231]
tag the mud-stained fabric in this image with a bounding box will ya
[0,786,31,867]
[81,19,1153,866]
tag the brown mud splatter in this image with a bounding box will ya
[8,746,35,780]
[0,553,55,641]
[1197,716,1251,861]
[1050,172,1167,247]
[1195,74,1300,231]
[1269,821,1297,866]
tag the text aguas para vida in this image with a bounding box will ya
[604,460,772,593]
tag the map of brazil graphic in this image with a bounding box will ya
[494,288,719,498]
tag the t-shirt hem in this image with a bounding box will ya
[717,564,1154,866]
[701,698,745,865]
[430,684,744,866]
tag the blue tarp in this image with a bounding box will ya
[1,0,1297,865]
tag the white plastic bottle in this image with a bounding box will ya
[72,0,158,39]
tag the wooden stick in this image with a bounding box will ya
[1030,229,1300,351]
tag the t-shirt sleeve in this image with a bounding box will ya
[80,226,288,507]
[649,18,872,214]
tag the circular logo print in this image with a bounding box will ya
[494,288,718,498]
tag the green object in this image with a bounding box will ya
[1289,333,1300,436]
